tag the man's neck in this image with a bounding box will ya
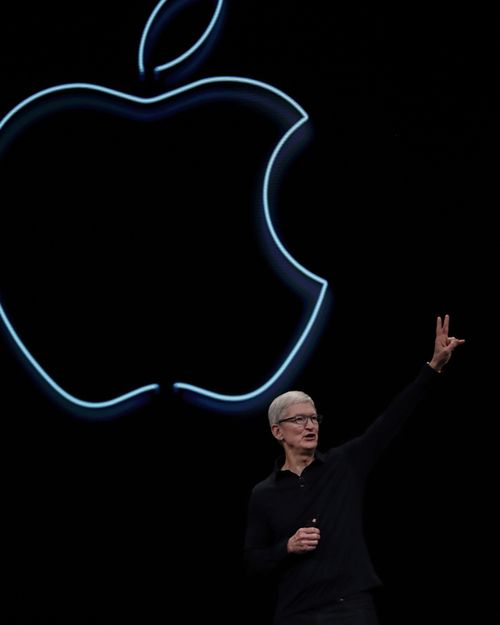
[282,450,315,476]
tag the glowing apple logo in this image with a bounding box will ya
[0,0,330,417]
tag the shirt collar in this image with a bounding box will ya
[273,449,326,478]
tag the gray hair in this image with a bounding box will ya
[268,390,315,427]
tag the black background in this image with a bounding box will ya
[1,1,496,623]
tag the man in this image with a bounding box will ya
[244,315,464,625]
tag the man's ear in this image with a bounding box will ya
[271,423,283,441]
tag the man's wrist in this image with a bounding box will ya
[427,360,443,373]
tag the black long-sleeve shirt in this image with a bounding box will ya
[244,364,440,621]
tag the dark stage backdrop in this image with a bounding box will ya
[1,2,495,624]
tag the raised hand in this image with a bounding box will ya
[428,314,465,372]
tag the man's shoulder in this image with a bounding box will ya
[251,471,276,495]
[318,445,345,462]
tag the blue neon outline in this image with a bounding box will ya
[0,303,160,409]
[0,0,330,411]
[138,0,223,77]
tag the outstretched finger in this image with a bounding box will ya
[436,315,443,336]
[442,313,450,337]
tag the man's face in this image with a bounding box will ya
[272,401,319,451]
